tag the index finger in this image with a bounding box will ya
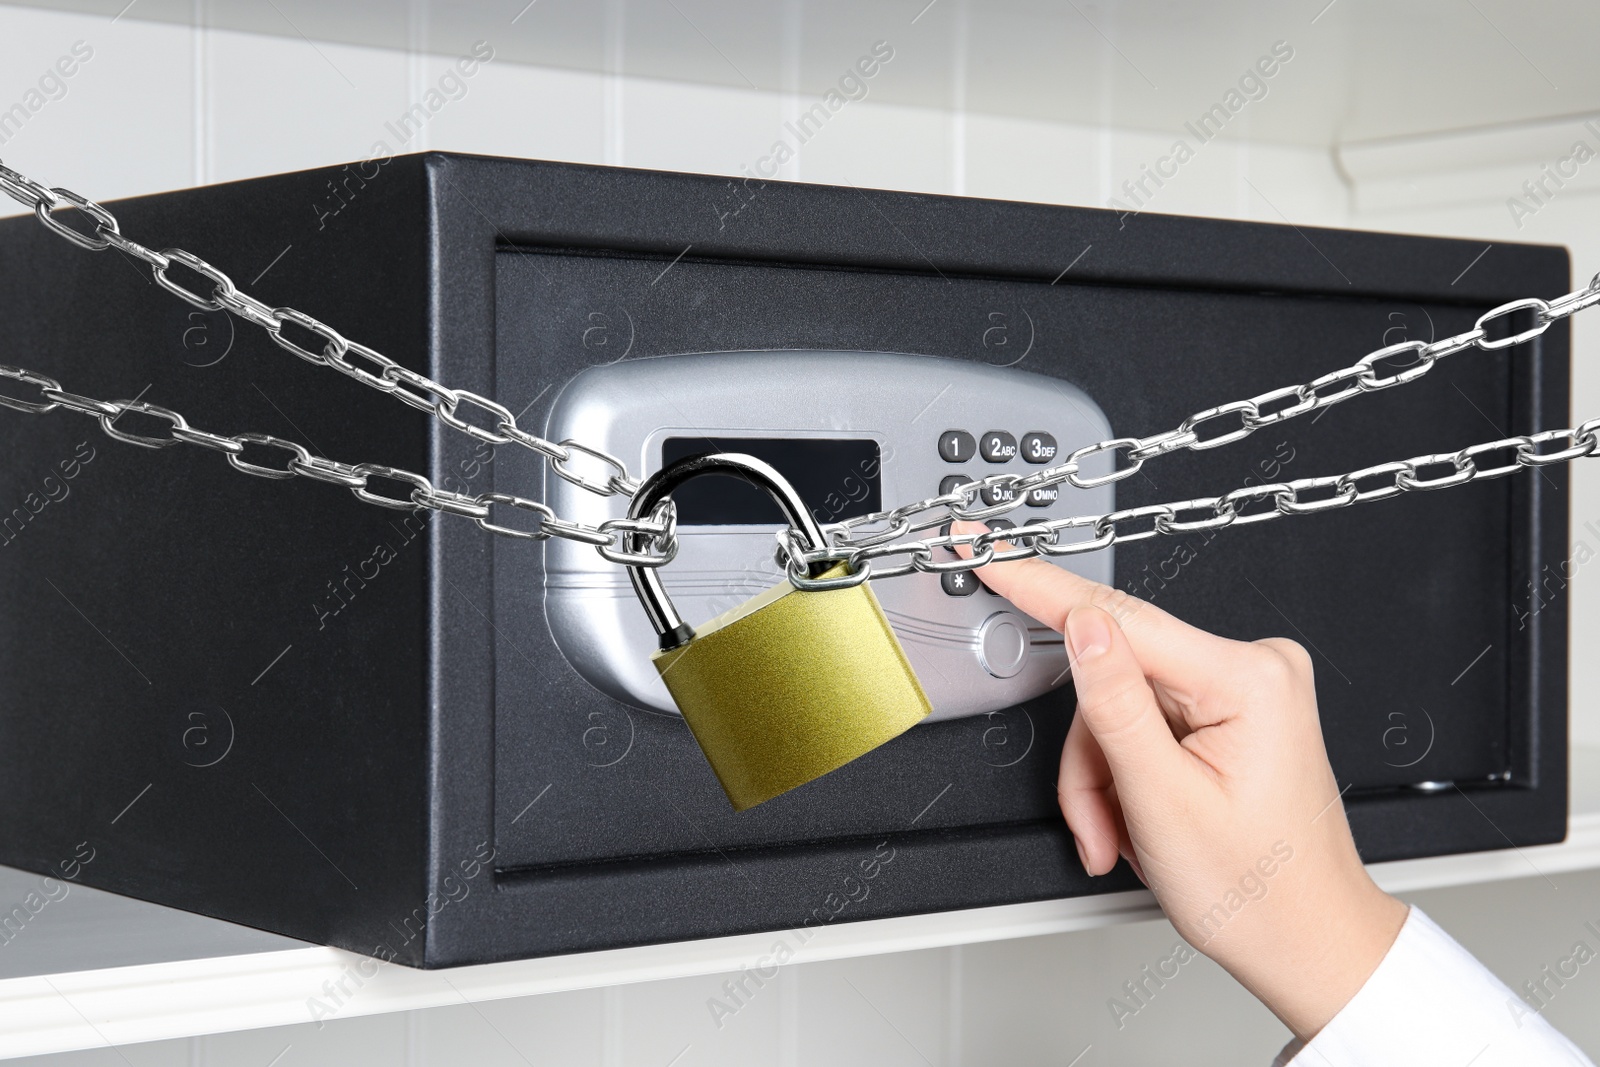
[948,518,1237,684]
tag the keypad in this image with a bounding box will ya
[936,430,1063,597]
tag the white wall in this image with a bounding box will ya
[3,4,1598,1065]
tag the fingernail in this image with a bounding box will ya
[1074,837,1093,875]
[1066,607,1111,661]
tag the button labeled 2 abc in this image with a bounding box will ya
[979,431,1018,462]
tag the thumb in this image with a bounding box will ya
[1064,605,1186,785]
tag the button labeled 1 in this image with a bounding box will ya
[939,430,976,463]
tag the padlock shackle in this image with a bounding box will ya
[625,452,831,652]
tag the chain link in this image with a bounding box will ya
[782,421,1600,589]
[804,269,1600,585]
[3,156,1599,587]
[0,363,678,562]
[0,158,635,517]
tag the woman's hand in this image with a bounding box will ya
[950,520,1410,1042]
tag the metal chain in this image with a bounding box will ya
[806,272,1600,577]
[0,157,665,562]
[0,364,677,566]
[783,418,1600,589]
[778,273,1600,587]
[5,157,1600,588]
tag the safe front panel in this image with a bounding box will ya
[0,153,1568,967]
[488,245,1526,873]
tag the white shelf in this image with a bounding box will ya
[2,746,1596,1060]
[14,0,1600,146]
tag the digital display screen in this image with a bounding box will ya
[660,437,882,525]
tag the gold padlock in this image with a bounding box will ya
[624,452,932,812]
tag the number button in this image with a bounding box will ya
[941,570,979,597]
[1021,432,1058,464]
[980,482,1018,507]
[939,430,976,463]
[979,431,1018,462]
[1026,485,1059,507]
[940,474,974,497]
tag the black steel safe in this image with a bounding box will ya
[0,152,1570,967]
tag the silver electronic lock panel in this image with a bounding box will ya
[543,351,1114,722]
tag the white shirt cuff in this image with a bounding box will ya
[1272,905,1595,1066]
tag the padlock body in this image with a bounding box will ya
[652,566,932,811]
